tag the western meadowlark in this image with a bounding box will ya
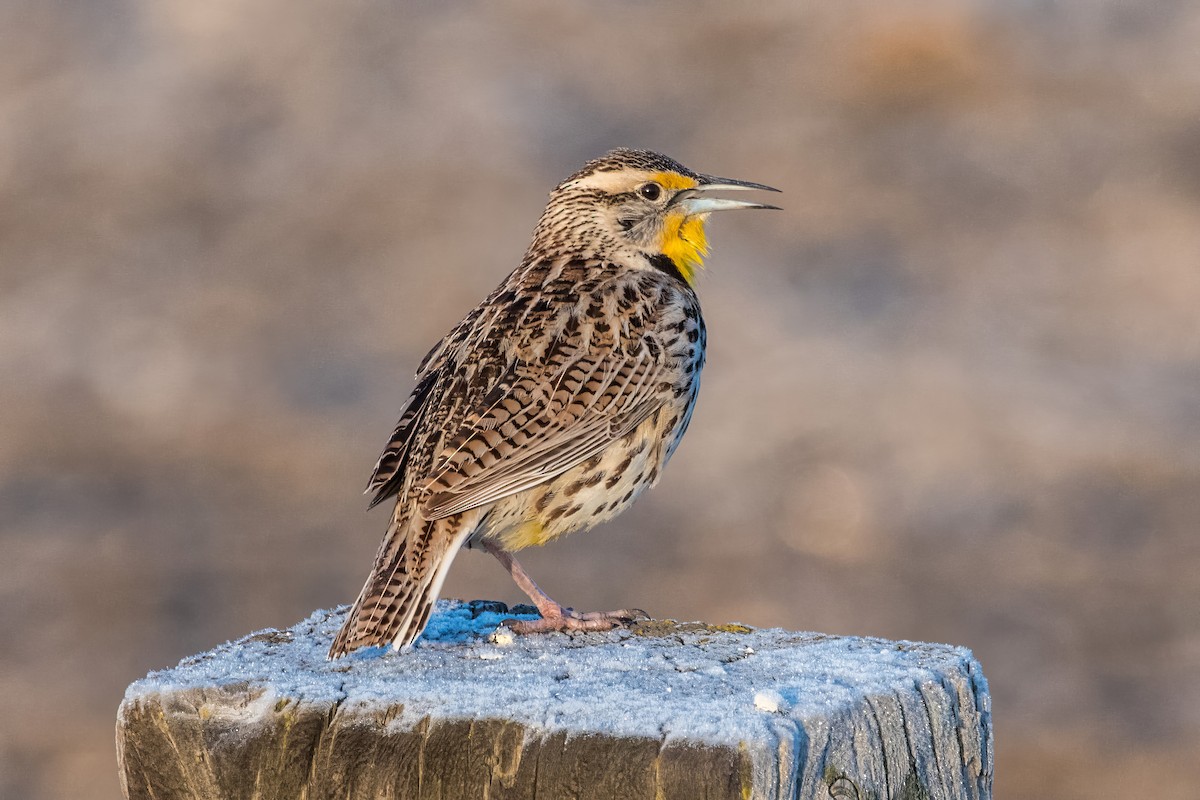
[329,148,778,659]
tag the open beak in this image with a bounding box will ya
[677,174,782,215]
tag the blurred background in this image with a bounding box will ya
[3,0,1199,797]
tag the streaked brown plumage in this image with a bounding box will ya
[329,148,778,658]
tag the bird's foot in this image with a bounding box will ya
[503,604,649,635]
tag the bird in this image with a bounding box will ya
[328,148,779,659]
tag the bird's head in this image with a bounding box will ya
[534,148,780,286]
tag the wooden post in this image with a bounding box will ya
[117,601,992,799]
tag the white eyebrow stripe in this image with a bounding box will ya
[569,170,654,193]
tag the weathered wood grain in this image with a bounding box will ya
[117,602,992,799]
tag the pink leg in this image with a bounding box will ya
[480,539,646,634]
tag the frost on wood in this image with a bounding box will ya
[117,601,993,799]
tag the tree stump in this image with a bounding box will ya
[117,601,992,799]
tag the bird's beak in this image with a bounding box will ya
[676,174,782,215]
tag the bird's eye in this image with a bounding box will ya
[638,182,662,201]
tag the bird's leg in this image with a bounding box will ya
[479,539,646,634]
[479,539,561,620]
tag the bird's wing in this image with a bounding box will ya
[418,306,676,520]
[364,371,438,508]
[364,303,490,508]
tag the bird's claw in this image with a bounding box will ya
[500,606,650,635]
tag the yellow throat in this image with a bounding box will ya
[659,210,710,287]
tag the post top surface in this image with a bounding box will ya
[123,601,986,748]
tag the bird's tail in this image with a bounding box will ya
[328,504,470,659]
